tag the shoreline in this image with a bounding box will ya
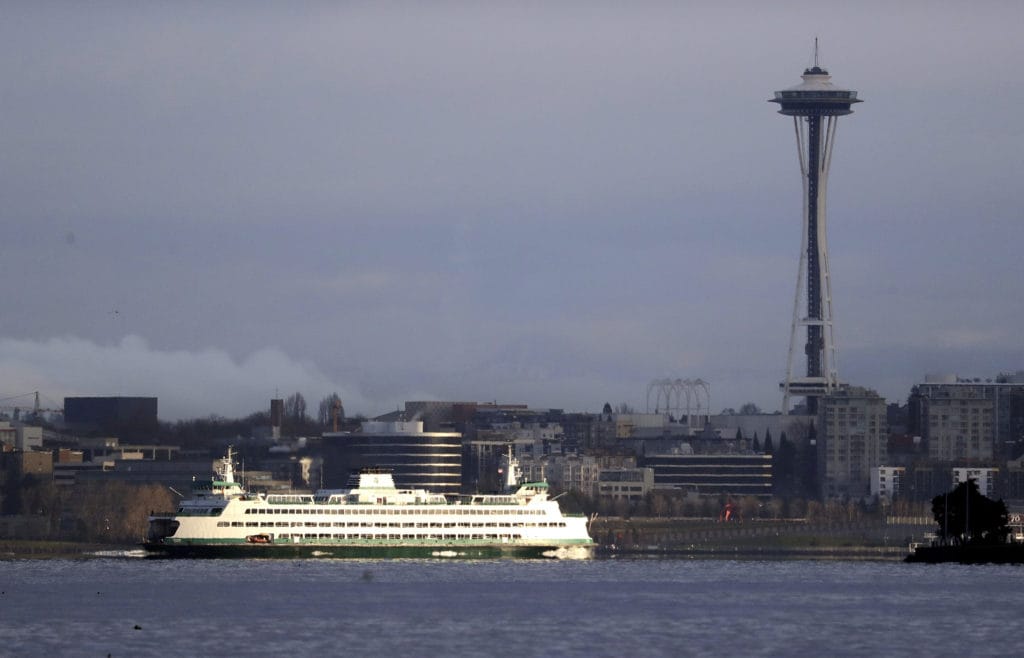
[0,538,911,561]
[0,540,139,560]
[599,544,908,560]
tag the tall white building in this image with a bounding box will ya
[871,466,905,501]
[953,467,998,499]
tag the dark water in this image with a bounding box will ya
[2,553,1022,656]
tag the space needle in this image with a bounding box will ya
[771,42,861,415]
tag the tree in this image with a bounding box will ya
[284,392,308,423]
[317,393,345,429]
[764,429,774,454]
[795,436,818,499]
[773,433,796,496]
[931,479,1009,545]
[738,402,761,415]
[752,435,761,452]
[72,481,176,543]
[614,403,636,414]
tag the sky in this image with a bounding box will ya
[2,2,1023,420]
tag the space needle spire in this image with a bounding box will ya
[770,44,861,415]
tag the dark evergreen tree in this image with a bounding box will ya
[774,433,796,496]
[752,435,761,452]
[932,479,1009,545]
[764,429,774,454]
[796,425,819,499]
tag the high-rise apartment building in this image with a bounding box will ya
[910,373,1024,459]
[818,386,887,498]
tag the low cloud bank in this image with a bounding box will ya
[0,334,365,421]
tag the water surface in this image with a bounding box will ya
[2,556,1020,656]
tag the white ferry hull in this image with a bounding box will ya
[142,539,591,560]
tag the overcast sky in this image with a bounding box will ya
[2,2,1022,420]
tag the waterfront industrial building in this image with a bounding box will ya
[641,453,773,497]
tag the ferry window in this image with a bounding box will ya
[246,522,259,527]
[216,521,229,527]
[276,522,288,527]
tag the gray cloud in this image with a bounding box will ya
[0,335,363,421]
[2,3,1022,417]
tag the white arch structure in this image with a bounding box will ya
[645,378,711,430]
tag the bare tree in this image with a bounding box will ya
[72,481,176,543]
[317,393,345,429]
[284,392,308,424]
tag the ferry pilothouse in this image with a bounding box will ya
[144,448,594,558]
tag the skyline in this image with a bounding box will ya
[2,3,1023,420]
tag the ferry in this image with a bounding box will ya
[144,449,594,558]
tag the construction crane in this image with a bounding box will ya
[0,391,63,422]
